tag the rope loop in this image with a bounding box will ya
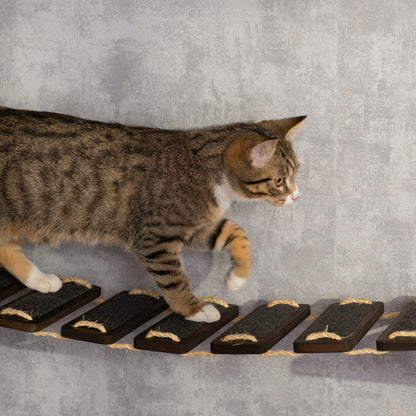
[128,289,160,299]
[305,331,342,341]
[73,320,107,333]
[267,299,299,308]
[145,330,180,343]
[62,277,92,289]
[199,297,229,308]
[0,307,33,321]
[340,298,372,305]
[388,330,416,340]
[221,333,258,343]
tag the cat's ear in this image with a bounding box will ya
[249,139,277,168]
[259,115,307,140]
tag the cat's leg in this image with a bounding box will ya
[0,242,62,292]
[188,219,251,291]
[142,243,220,323]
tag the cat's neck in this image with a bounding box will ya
[213,175,245,216]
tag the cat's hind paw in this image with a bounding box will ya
[226,271,247,291]
[185,304,220,323]
[26,268,62,293]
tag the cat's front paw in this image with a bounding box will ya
[226,270,247,291]
[26,268,62,293]
[185,304,220,323]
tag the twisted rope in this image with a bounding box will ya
[61,277,92,289]
[145,330,180,343]
[108,343,136,351]
[33,330,66,339]
[262,350,304,357]
[388,330,416,339]
[23,329,398,356]
[73,320,107,333]
[380,312,399,319]
[199,297,229,308]
[267,299,299,308]
[181,351,219,357]
[305,331,342,341]
[0,307,33,321]
[340,298,372,305]
[128,289,160,299]
[221,333,258,343]
[344,348,388,355]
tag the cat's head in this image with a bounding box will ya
[224,116,306,207]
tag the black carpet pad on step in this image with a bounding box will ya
[134,302,239,354]
[0,281,101,332]
[377,300,416,351]
[61,291,168,344]
[211,303,310,354]
[294,301,384,353]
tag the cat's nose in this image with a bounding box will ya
[291,189,300,201]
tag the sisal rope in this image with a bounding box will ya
[108,343,137,351]
[305,314,319,321]
[262,350,304,357]
[73,320,107,333]
[340,298,372,305]
[380,312,399,319]
[145,330,180,343]
[128,289,160,299]
[34,330,66,340]
[344,348,388,355]
[181,351,219,357]
[267,299,299,308]
[199,297,229,308]
[305,331,342,341]
[23,329,399,357]
[388,330,416,339]
[61,277,92,289]
[0,307,33,321]
[221,333,258,343]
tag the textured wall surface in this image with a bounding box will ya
[1,1,416,415]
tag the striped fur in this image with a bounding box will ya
[0,107,304,321]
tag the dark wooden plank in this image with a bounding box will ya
[294,300,384,353]
[61,290,168,344]
[0,268,25,301]
[211,301,310,354]
[377,300,416,351]
[0,279,101,332]
[134,302,239,354]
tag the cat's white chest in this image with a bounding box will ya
[213,177,243,215]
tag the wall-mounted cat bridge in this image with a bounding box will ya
[0,268,415,356]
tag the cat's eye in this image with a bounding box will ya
[274,177,284,187]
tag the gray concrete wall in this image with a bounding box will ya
[1,1,416,415]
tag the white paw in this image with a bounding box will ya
[26,267,62,293]
[226,270,247,291]
[186,304,221,323]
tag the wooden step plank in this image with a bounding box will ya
[211,301,310,354]
[0,269,25,302]
[0,279,101,332]
[134,301,239,354]
[377,300,416,351]
[61,290,168,344]
[294,300,384,353]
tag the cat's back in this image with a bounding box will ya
[0,107,188,168]
[0,106,152,149]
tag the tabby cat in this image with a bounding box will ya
[0,107,305,322]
